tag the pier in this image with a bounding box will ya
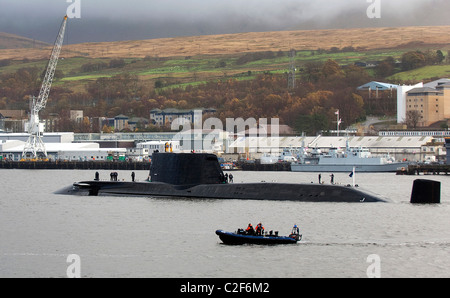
[239,162,291,171]
[2,160,449,175]
[0,160,150,170]
[397,164,450,175]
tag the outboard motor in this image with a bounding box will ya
[410,179,441,204]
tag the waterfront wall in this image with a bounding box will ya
[446,138,450,165]
[0,160,150,170]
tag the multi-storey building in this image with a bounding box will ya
[150,108,216,127]
[406,82,450,127]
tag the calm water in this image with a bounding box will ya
[0,169,449,278]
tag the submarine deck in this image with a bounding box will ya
[55,180,389,203]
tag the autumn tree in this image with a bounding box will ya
[436,50,445,64]
[303,61,323,83]
[294,113,329,135]
[405,110,421,128]
[261,94,283,117]
[375,57,396,78]
[321,59,343,78]
[401,51,426,71]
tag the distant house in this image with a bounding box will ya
[446,138,450,165]
[70,110,83,123]
[0,110,26,119]
[0,110,27,133]
[114,114,129,131]
[0,113,5,132]
[357,81,398,101]
[357,81,398,91]
[366,61,380,68]
[242,124,295,136]
[128,117,149,131]
[150,108,216,127]
[424,78,450,88]
[98,117,114,130]
[354,61,380,68]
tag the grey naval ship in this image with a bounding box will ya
[291,142,408,173]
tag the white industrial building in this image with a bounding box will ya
[137,140,181,154]
[359,79,450,125]
[397,83,424,123]
[0,132,126,161]
[126,141,181,161]
[0,132,75,143]
[228,135,441,162]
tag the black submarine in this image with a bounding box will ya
[55,152,391,202]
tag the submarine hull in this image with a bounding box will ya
[55,153,388,202]
[55,180,388,202]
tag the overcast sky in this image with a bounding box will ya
[0,0,449,44]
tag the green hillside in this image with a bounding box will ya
[1,31,449,133]
[2,45,446,93]
[389,64,450,81]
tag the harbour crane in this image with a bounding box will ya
[22,15,68,159]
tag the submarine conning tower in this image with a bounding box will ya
[150,152,224,185]
[410,179,441,204]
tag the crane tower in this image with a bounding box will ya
[22,15,68,159]
[288,49,296,90]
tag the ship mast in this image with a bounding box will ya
[22,15,68,159]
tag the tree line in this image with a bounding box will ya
[1,49,448,133]
[375,50,447,78]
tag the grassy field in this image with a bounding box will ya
[1,25,449,60]
[388,64,450,81]
[1,26,449,92]
[2,47,449,93]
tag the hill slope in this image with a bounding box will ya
[0,32,49,50]
[0,26,449,60]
